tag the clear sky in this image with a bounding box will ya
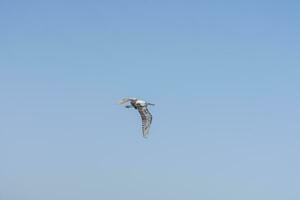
[1,0,300,200]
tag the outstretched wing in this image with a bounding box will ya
[137,106,152,138]
[118,97,136,105]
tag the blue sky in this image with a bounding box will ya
[1,1,300,199]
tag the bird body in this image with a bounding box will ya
[118,97,154,138]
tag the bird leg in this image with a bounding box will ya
[125,105,133,108]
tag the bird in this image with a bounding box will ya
[118,97,155,138]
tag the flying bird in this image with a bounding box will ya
[118,97,154,138]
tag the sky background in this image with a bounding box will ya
[1,0,300,199]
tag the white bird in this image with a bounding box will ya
[118,97,155,138]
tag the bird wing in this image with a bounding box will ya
[137,106,152,138]
[118,97,136,105]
